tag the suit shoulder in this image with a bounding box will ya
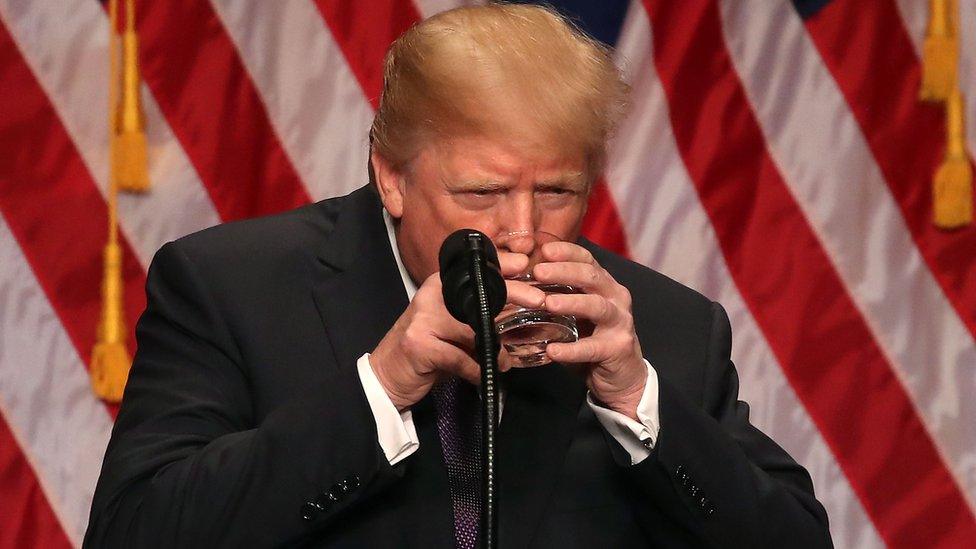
[167,194,347,268]
[587,241,714,328]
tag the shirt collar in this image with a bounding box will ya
[383,209,418,301]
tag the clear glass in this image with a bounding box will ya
[493,231,579,367]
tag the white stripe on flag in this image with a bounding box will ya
[0,0,221,268]
[210,0,375,202]
[606,3,883,547]
[0,215,114,547]
[720,0,976,513]
[961,1,976,159]
[412,0,479,19]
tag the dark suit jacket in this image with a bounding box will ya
[84,185,831,548]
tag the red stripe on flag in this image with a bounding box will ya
[312,0,421,109]
[0,416,73,549]
[134,0,311,221]
[803,0,976,341]
[583,178,630,257]
[640,1,976,546]
[0,18,145,381]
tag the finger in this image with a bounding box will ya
[498,251,530,277]
[546,337,607,365]
[412,273,445,310]
[533,261,613,294]
[411,309,474,349]
[431,319,475,350]
[540,241,595,265]
[412,277,478,342]
[544,293,619,325]
[417,271,443,291]
[504,278,546,308]
[435,343,482,385]
[498,348,517,372]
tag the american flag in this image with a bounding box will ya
[1,0,974,547]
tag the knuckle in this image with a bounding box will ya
[622,315,635,334]
[618,286,633,308]
[616,331,637,352]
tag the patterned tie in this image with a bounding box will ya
[431,377,482,549]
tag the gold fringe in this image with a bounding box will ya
[113,129,149,192]
[934,91,973,229]
[90,241,131,402]
[90,342,131,403]
[112,0,150,193]
[920,0,957,101]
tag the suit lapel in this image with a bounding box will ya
[309,187,455,546]
[498,364,586,548]
[310,187,409,372]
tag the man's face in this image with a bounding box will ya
[375,135,590,284]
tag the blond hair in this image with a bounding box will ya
[370,3,629,179]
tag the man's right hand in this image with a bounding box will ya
[369,252,544,411]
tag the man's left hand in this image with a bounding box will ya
[532,241,647,421]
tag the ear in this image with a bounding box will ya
[371,149,405,218]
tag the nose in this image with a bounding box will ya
[496,192,538,255]
[501,230,537,255]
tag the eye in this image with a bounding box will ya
[538,186,578,197]
[451,186,504,210]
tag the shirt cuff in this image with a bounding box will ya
[357,353,420,465]
[586,359,660,465]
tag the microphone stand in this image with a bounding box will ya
[468,246,500,549]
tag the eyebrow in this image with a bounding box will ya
[448,179,509,192]
[448,172,588,192]
[536,172,587,190]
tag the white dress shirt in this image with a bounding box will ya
[355,211,661,466]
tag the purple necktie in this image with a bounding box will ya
[432,377,482,549]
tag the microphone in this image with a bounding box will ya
[439,229,507,327]
[437,228,504,549]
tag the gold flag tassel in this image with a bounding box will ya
[89,218,131,402]
[113,0,150,193]
[91,0,132,402]
[933,90,973,229]
[920,0,957,101]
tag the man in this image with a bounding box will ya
[85,5,831,548]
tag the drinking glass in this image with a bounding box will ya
[493,230,579,367]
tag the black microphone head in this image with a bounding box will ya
[439,229,507,327]
[438,229,500,273]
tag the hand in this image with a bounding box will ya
[370,252,545,411]
[532,242,647,421]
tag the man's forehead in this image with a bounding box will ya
[426,136,587,175]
